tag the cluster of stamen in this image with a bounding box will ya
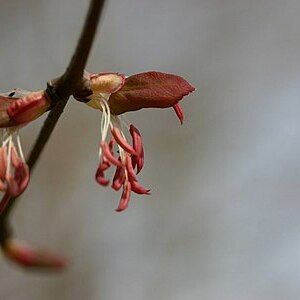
[92,93,149,212]
[0,129,29,213]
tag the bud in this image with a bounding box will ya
[6,90,50,126]
[3,239,66,269]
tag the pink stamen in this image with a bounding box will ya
[6,162,29,197]
[131,180,151,195]
[115,181,132,212]
[111,177,125,191]
[111,166,126,191]
[126,155,137,182]
[129,124,144,173]
[6,175,19,197]
[101,142,123,167]
[0,147,7,180]
[14,163,29,194]
[173,103,184,124]
[129,125,143,157]
[136,147,144,174]
[111,127,137,155]
[95,167,110,186]
[11,146,22,168]
[98,160,110,172]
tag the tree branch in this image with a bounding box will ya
[29,0,106,169]
[53,0,106,99]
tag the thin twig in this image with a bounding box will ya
[0,0,106,236]
[29,0,106,169]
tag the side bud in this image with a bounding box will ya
[3,239,66,270]
[6,91,51,126]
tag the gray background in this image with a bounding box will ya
[1,0,300,299]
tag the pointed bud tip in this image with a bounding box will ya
[111,127,137,156]
[6,91,50,126]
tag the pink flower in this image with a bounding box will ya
[0,90,51,213]
[75,71,195,211]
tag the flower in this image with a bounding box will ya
[0,90,51,214]
[74,71,195,211]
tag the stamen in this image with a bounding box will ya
[0,147,7,180]
[102,99,111,131]
[111,166,126,191]
[111,127,137,155]
[95,168,110,186]
[2,136,10,147]
[101,142,122,167]
[99,102,109,142]
[11,163,29,195]
[115,181,131,212]
[6,174,19,196]
[173,104,184,124]
[125,155,137,182]
[129,124,144,173]
[90,85,152,211]
[131,180,151,195]
[16,133,25,161]
[96,99,110,159]
[129,125,143,157]
[6,136,12,178]
[136,148,144,174]
[11,146,21,168]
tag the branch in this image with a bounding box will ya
[53,0,106,99]
[0,0,106,236]
[29,0,106,169]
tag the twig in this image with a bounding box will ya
[30,0,106,169]
[0,0,106,238]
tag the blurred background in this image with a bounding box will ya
[1,0,300,299]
